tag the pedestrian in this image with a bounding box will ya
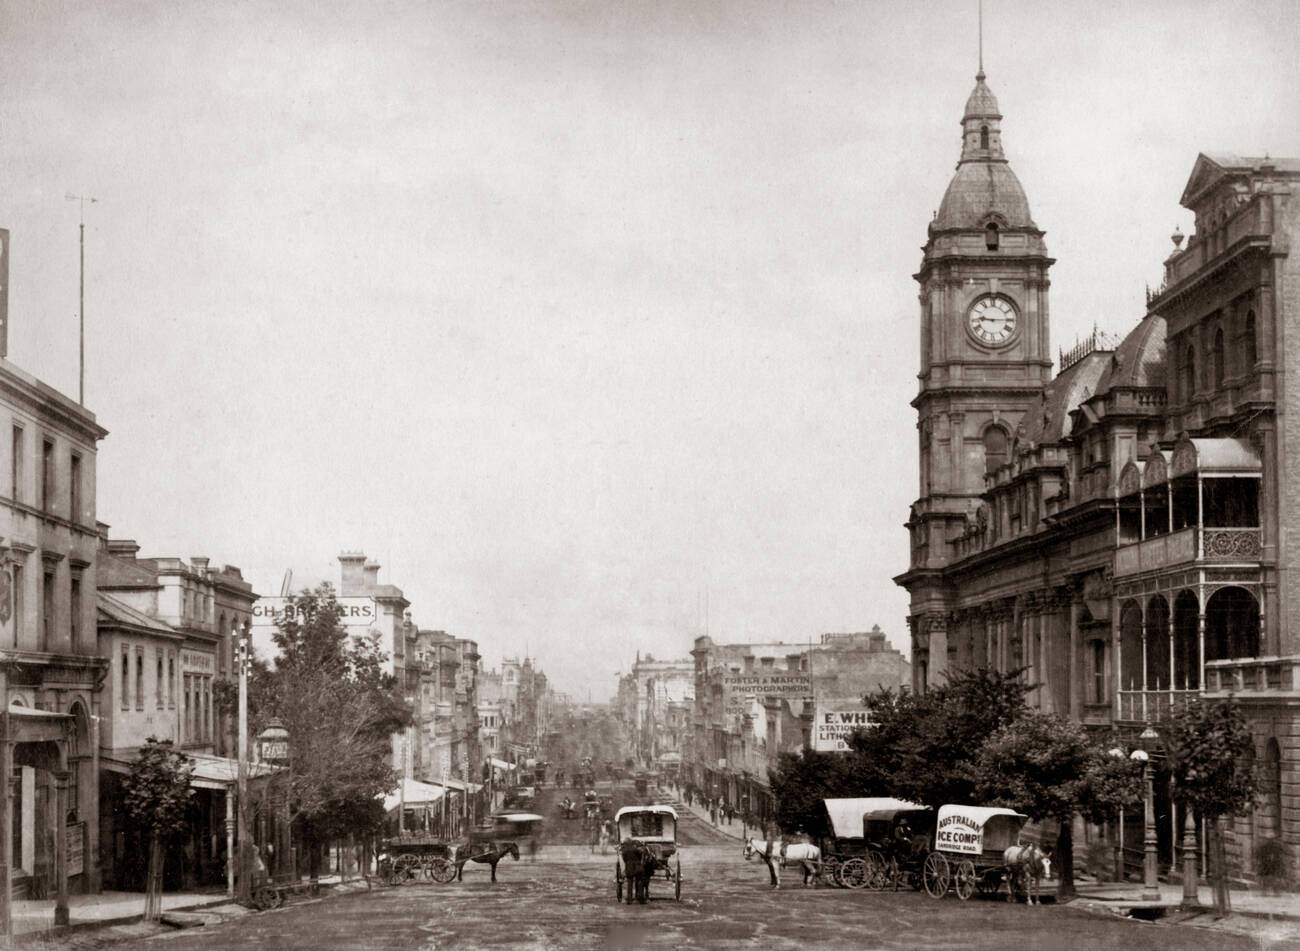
[710,801,718,825]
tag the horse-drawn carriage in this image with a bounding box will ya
[818,798,917,888]
[860,802,933,890]
[921,805,1029,900]
[378,833,458,886]
[613,805,682,903]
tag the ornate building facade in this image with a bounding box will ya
[895,66,1300,881]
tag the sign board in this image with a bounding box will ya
[813,707,872,752]
[259,740,290,764]
[252,596,377,629]
[935,811,983,855]
[722,673,810,713]
[182,649,214,673]
[67,822,85,877]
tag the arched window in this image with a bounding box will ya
[983,426,1008,474]
[1212,326,1225,388]
[980,125,989,150]
[1206,586,1260,661]
[985,222,999,250]
[1184,343,1197,402]
[1244,310,1257,369]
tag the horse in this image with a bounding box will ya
[618,839,655,904]
[741,838,821,886]
[1003,842,1050,905]
[453,840,520,884]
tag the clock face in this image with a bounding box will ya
[968,296,1017,346]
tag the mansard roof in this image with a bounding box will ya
[1093,313,1166,395]
[1018,351,1108,448]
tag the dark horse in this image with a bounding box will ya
[618,840,655,904]
[454,840,520,883]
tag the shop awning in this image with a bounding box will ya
[431,777,482,794]
[381,779,447,813]
[489,758,516,772]
[102,750,281,791]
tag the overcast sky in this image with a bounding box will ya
[2,0,1297,700]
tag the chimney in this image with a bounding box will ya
[106,539,141,560]
[363,560,381,587]
[338,551,366,595]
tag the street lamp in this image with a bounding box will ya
[256,718,291,879]
[1107,747,1126,883]
[1132,725,1161,902]
[236,622,253,903]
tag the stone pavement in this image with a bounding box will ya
[12,889,231,938]
[1075,880,1300,921]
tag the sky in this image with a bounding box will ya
[1,0,1297,701]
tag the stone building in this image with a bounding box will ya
[627,654,694,769]
[687,630,909,824]
[0,255,108,912]
[895,64,1300,880]
[96,538,259,892]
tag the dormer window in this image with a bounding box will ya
[985,222,999,250]
[980,125,989,150]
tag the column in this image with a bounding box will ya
[1140,601,1149,721]
[225,791,235,898]
[1069,595,1082,720]
[53,770,69,927]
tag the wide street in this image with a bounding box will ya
[124,846,1285,951]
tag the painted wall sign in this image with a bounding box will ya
[252,596,377,629]
[812,707,872,752]
[722,673,810,711]
[935,812,983,854]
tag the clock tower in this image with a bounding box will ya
[904,66,1053,580]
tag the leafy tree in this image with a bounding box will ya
[248,584,413,878]
[853,668,1033,808]
[123,738,194,920]
[971,713,1144,899]
[1164,699,1258,917]
[769,748,880,838]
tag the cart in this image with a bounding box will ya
[613,805,681,903]
[819,798,917,888]
[377,833,458,886]
[861,803,934,891]
[922,805,1028,900]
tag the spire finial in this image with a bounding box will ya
[977,0,985,79]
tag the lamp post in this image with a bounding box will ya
[1132,724,1161,902]
[1180,796,1199,909]
[256,718,290,879]
[1107,747,1126,883]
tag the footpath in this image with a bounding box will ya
[12,875,371,950]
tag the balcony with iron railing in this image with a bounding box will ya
[1114,526,1262,578]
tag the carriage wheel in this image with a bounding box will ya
[839,857,868,890]
[428,858,457,884]
[922,852,950,899]
[615,861,624,902]
[954,860,977,901]
[393,854,421,884]
[822,857,842,887]
[253,885,282,911]
[864,851,888,891]
[674,857,682,901]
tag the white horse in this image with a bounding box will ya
[742,839,821,887]
[1003,843,1050,905]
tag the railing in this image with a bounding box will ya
[1114,526,1261,578]
[1116,689,1201,723]
[1205,655,1300,694]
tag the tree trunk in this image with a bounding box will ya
[143,833,164,922]
[308,837,320,884]
[1055,818,1075,900]
[1210,817,1231,918]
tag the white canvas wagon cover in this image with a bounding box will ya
[615,805,677,843]
[823,798,918,839]
[935,805,1026,855]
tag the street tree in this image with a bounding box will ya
[1164,698,1258,917]
[852,668,1033,808]
[769,748,879,838]
[122,737,194,921]
[248,584,413,877]
[971,713,1144,899]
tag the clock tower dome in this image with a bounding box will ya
[906,66,1053,577]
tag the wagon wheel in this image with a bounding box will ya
[922,852,950,899]
[954,860,977,901]
[428,857,457,884]
[822,856,842,887]
[839,857,868,889]
[253,885,282,911]
[393,853,421,883]
[864,851,888,891]
[674,857,682,901]
[615,860,624,902]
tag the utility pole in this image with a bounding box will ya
[64,194,96,405]
[236,621,252,903]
